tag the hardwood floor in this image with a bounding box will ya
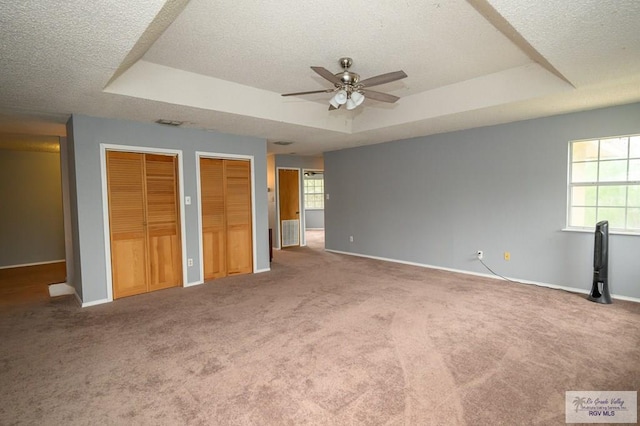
[0,262,66,307]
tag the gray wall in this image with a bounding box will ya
[59,137,75,288]
[0,149,65,267]
[305,210,324,229]
[67,114,268,304]
[66,118,83,298]
[270,154,324,247]
[324,102,640,299]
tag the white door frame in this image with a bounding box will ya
[100,144,187,302]
[302,168,325,237]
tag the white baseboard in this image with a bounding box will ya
[0,259,65,270]
[43,280,109,308]
[76,270,271,307]
[610,294,640,303]
[325,249,640,304]
[81,297,111,308]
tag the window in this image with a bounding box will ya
[303,172,324,209]
[568,135,640,232]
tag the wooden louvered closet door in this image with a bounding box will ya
[107,151,182,299]
[107,152,148,298]
[145,154,182,291]
[225,160,252,275]
[200,158,226,280]
[200,158,252,281]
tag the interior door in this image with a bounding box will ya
[225,160,253,275]
[200,158,226,280]
[145,154,182,291]
[278,168,300,247]
[106,151,148,298]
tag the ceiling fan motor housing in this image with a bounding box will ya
[336,71,360,89]
[336,57,360,91]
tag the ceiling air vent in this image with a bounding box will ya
[273,141,294,146]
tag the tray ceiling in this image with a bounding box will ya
[1,0,639,155]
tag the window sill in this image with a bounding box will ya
[562,228,640,236]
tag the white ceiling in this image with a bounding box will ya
[1,0,639,155]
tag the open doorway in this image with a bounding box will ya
[0,137,68,306]
[278,168,301,248]
[302,169,324,250]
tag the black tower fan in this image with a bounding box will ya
[588,220,612,304]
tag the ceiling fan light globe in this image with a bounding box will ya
[329,96,340,108]
[351,91,365,106]
[346,98,357,110]
[334,90,348,105]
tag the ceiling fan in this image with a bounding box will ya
[281,57,407,111]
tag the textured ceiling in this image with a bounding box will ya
[143,0,530,95]
[1,0,639,156]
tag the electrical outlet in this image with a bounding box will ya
[477,250,483,260]
[504,251,511,261]
[187,258,193,267]
[349,235,354,242]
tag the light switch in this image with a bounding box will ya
[185,196,191,205]
[326,194,330,200]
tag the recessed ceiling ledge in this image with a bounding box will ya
[353,63,574,133]
[104,60,353,134]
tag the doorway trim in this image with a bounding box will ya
[100,143,187,303]
[276,167,303,249]
[302,168,325,239]
[194,151,258,286]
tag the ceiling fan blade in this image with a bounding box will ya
[361,89,400,103]
[281,89,334,97]
[311,66,342,85]
[358,70,407,88]
[328,104,340,111]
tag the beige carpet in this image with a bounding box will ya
[1,244,638,425]
[305,229,324,250]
